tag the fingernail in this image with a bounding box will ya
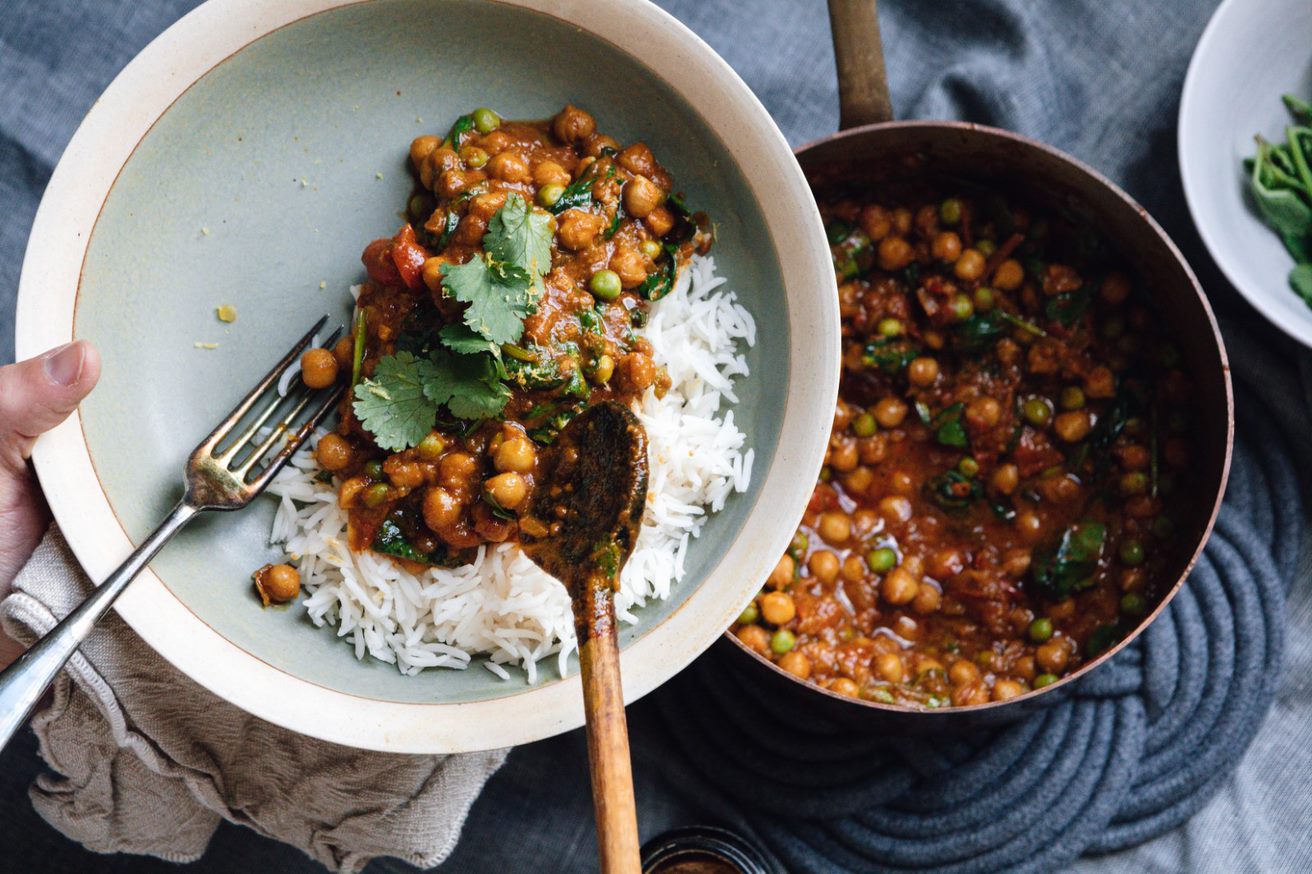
[45,341,85,387]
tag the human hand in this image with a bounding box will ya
[0,341,101,664]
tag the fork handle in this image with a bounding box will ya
[0,501,198,751]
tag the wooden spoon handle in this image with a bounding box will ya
[578,582,641,874]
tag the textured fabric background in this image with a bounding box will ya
[3,0,1311,871]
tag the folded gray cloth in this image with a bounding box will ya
[0,526,507,872]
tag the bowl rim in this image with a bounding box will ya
[14,0,839,752]
[723,119,1234,717]
[1178,0,1312,348]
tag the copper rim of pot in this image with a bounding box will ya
[720,0,1234,722]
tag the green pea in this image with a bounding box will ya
[958,456,980,477]
[973,286,995,312]
[819,466,832,482]
[866,547,897,573]
[362,483,391,508]
[949,294,974,321]
[1033,673,1059,689]
[1060,386,1086,410]
[589,354,615,385]
[364,459,384,480]
[1119,539,1145,566]
[416,433,447,461]
[976,239,997,257]
[408,192,435,222]
[770,628,796,655]
[639,239,662,259]
[537,183,566,208]
[852,413,877,437]
[789,532,809,557]
[1028,617,1054,643]
[1120,593,1147,618]
[462,146,489,169]
[738,603,759,625]
[1152,516,1174,539]
[471,107,501,133]
[1120,472,1149,496]
[939,198,963,225]
[589,269,622,301]
[1022,397,1053,427]
[877,317,903,337]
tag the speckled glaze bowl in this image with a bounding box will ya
[15,0,838,753]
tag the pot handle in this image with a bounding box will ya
[827,0,894,129]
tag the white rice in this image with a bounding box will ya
[267,254,755,681]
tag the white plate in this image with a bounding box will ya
[1180,0,1312,345]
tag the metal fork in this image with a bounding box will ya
[0,316,346,751]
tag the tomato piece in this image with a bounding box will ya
[362,238,401,287]
[390,224,429,292]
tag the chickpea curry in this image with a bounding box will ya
[288,105,707,577]
[733,186,1194,708]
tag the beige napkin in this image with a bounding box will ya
[0,526,508,872]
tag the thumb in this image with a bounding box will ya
[0,341,101,471]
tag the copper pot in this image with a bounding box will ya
[719,0,1234,729]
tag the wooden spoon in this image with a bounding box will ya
[521,400,648,874]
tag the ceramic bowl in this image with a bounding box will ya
[15,0,838,753]
[1180,0,1312,345]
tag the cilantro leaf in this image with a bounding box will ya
[485,194,553,282]
[439,322,500,357]
[423,350,510,421]
[352,352,442,451]
[439,255,535,346]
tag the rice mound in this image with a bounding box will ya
[268,255,755,682]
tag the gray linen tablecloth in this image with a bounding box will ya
[3,0,1311,871]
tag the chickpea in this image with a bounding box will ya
[1084,366,1116,399]
[454,213,489,247]
[1015,511,1043,542]
[315,433,352,472]
[1053,410,1093,442]
[877,236,914,271]
[494,436,536,473]
[331,336,354,374]
[300,348,338,389]
[915,204,940,237]
[829,438,859,472]
[818,511,852,544]
[991,464,1020,495]
[253,563,300,606]
[873,397,909,428]
[954,249,987,281]
[532,160,571,188]
[617,143,658,178]
[557,209,607,251]
[808,550,840,584]
[859,204,891,241]
[486,150,531,184]
[439,452,479,490]
[907,356,940,387]
[421,256,448,294]
[993,679,1026,701]
[843,465,875,495]
[965,396,1002,429]
[460,145,489,169]
[778,651,812,679]
[841,553,867,582]
[420,147,460,189]
[879,495,913,524]
[931,231,963,262]
[949,659,981,686]
[892,207,913,235]
[645,205,675,238]
[882,567,919,605]
[736,624,770,656]
[623,175,664,219]
[618,352,658,393]
[437,168,480,199]
[384,457,425,490]
[768,554,795,589]
[1035,640,1069,674]
[889,469,915,495]
[585,134,621,158]
[1046,598,1077,621]
[912,584,941,615]
[484,472,527,510]
[993,258,1025,290]
[409,134,440,169]
[875,652,905,683]
[610,247,648,288]
[760,591,797,625]
[552,105,596,143]
[827,677,860,698]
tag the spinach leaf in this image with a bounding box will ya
[436,209,460,249]
[1085,622,1124,658]
[861,336,920,373]
[443,114,475,149]
[504,351,566,391]
[951,312,1009,352]
[1045,286,1092,326]
[636,243,679,301]
[926,468,981,511]
[372,518,462,566]
[932,402,968,448]
[826,219,854,245]
[1292,264,1312,305]
[1030,521,1106,601]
